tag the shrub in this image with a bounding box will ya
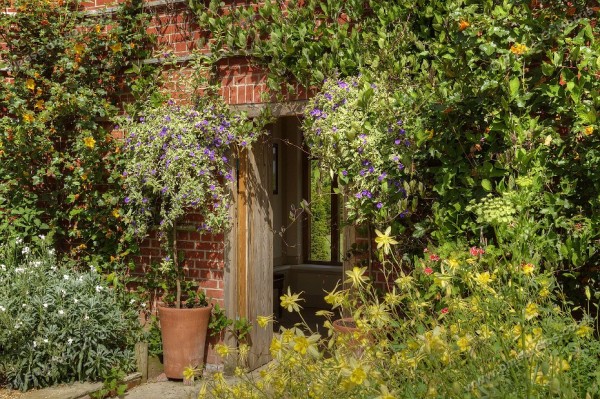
[203,232,600,398]
[0,238,140,391]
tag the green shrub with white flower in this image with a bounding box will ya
[119,98,258,307]
[302,75,423,226]
[202,233,600,398]
[0,238,140,391]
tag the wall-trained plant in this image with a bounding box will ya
[0,0,154,267]
[0,239,141,391]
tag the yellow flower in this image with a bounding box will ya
[345,266,369,288]
[521,263,535,276]
[474,271,493,286]
[269,337,282,356]
[83,136,96,149]
[446,258,460,271]
[293,336,309,355]
[510,43,528,55]
[257,314,274,328]
[584,126,594,136]
[182,366,197,382]
[456,335,471,352]
[458,20,470,31]
[23,113,34,123]
[575,324,594,338]
[26,78,35,91]
[349,366,367,385]
[384,287,402,306]
[280,286,304,312]
[376,385,397,399]
[395,274,414,290]
[524,302,539,320]
[374,226,398,254]
[238,343,250,362]
[112,208,120,218]
[111,42,122,52]
[34,99,45,110]
[74,43,85,55]
[214,343,231,358]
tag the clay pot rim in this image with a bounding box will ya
[157,303,213,310]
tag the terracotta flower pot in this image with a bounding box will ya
[332,317,358,334]
[158,305,212,379]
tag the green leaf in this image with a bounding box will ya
[509,77,520,97]
[481,179,492,191]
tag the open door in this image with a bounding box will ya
[230,136,273,369]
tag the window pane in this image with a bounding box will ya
[309,160,332,262]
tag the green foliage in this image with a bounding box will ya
[209,303,233,338]
[90,367,127,399]
[0,239,140,391]
[0,0,154,267]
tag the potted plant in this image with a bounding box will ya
[120,98,257,378]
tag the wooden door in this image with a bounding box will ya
[227,136,273,370]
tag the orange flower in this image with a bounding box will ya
[458,20,470,31]
[584,126,594,136]
[510,43,528,55]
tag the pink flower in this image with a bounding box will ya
[429,254,440,261]
[441,307,449,314]
[470,246,485,257]
[423,248,429,253]
[424,267,434,275]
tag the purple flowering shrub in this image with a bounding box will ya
[303,76,422,225]
[120,99,254,239]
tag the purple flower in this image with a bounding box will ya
[222,156,228,162]
[397,120,403,126]
[209,184,215,191]
[395,139,402,145]
[164,255,170,261]
[355,192,363,199]
[165,116,171,122]
[159,127,168,137]
[167,99,175,105]
[342,170,348,176]
[241,140,247,146]
[124,197,131,204]
[376,202,383,209]
[399,129,406,135]
[398,163,405,170]
[359,169,366,176]
[324,92,332,101]
[378,172,387,181]
[338,80,349,89]
[161,186,168,194]
[122,171,128,177]
[368,166,374,173]
[142,198,148,204]
[310,108,322,118]
[139,117,145,122]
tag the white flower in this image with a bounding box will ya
[63,275,70,280]
[33,340,37,348]
[84,314,89,321]
[95,285,103,292]
[48,248,55,256]
[0,305,5,312]
[1,264,5,271]
[89,265,96,272]
[22,303,26,308]
[43,303,48,308]
[129,299,136,304]
[22,246,30,255]
[15,237,23,245]
[32,261,41,268]
[58,309,64,315]
[15,267,25,273]
[60,289,66,296]
[141,302,146,308]
[73,298,79,304]
[67,338,74,345]
[39,234,45,240]
[43,339,48,344]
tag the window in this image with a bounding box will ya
[304,158,343,264]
